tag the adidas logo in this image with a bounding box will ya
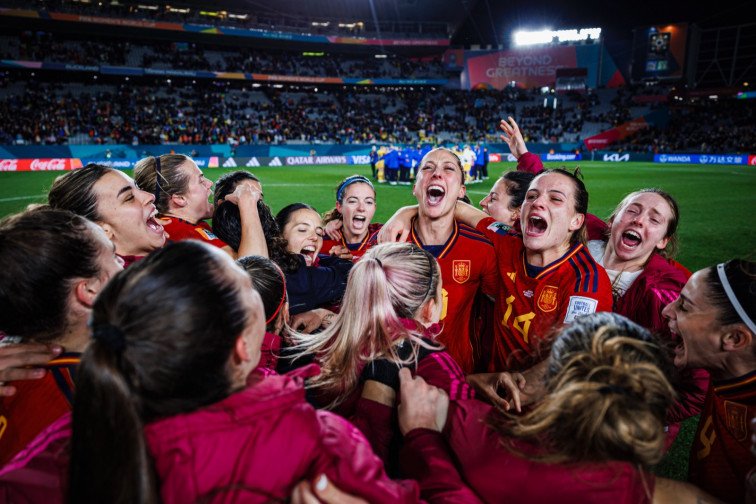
[246,157,260,167]
[222,157,237,168]
[269,157,282,167]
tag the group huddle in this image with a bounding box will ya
[0,118,754,504]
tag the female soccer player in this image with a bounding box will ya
[380,166,612,384]
[291,242,473,471]
[398,312,724,504]
[478,170,535,228]
[48,163,165,266]
[134,155,266,259]
[237,255,288,373]
[663,258,756,503]
[0,208,123,466]
[394,147,499,374]
[587,189,708,450]
[67,240,475,503]
[275,203,353,318]
[321,175,382,260]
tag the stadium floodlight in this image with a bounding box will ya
[513,28,601,46]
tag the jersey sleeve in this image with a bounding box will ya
[400,429,485,503]
[416,350,475,401]
[475,216,518,245]
[558,250,613,325]
[516,152,544,174]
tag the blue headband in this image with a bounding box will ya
[337,176,374,202]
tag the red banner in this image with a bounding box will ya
[465,47,578,90]
[583,117,650,151]
[0,158,81,171]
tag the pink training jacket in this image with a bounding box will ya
[402,399,655,504]
[145,364,479,504]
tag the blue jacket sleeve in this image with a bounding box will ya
[286,255,353,315]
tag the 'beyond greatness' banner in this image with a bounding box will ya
[463,46,578,90]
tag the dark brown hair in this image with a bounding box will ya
[0,208,102,342]
[48,163,115,220]
[68,241,251,503]
[133,154,192,214]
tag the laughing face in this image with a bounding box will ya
[93,170,166,257]
[282,208,324,267]
[520,172,584,264]
[336,182,376,242]
[413,148,465,220]
[663,269,727,371]
[606,192,673,270]
[480,178,518,225]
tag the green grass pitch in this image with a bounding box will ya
[2,159,754,479]
[2,160,754,272]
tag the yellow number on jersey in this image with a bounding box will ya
[696,415,716,460]
[501,295,536,343]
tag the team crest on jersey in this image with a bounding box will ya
[196,228,218,241]
[724,400,748,441]
[537,285,559,312]
[452,260,471,284]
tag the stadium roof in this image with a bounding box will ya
[162,0,751,46]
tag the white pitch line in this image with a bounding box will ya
[262,183,334,187]
[0,195,47,203]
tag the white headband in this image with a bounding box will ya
[717,263,756,335]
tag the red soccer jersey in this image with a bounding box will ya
[321,223,383,259]
[689,371,756,503]
[163,217,228,249]
[405,218,499,374]
[477,217,613,372]
[0,353,80,466]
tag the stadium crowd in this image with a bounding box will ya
[2,70,754,153]
[2,33,446,79]
[1,120,755,502]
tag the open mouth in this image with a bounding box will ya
[621,230,642,248]
[526,215,547,236]
[300,245,316,265]
[352,215,367,230]
[146,209,164,234]
[426,184,446,206]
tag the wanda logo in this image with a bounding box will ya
[0,159,18,171]
[30,159,68,171]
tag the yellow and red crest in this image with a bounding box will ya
[537,285,559,312]
[452,260,471,284]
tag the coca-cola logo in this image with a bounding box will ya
[30,159,68,171]
[0,159,18,171]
